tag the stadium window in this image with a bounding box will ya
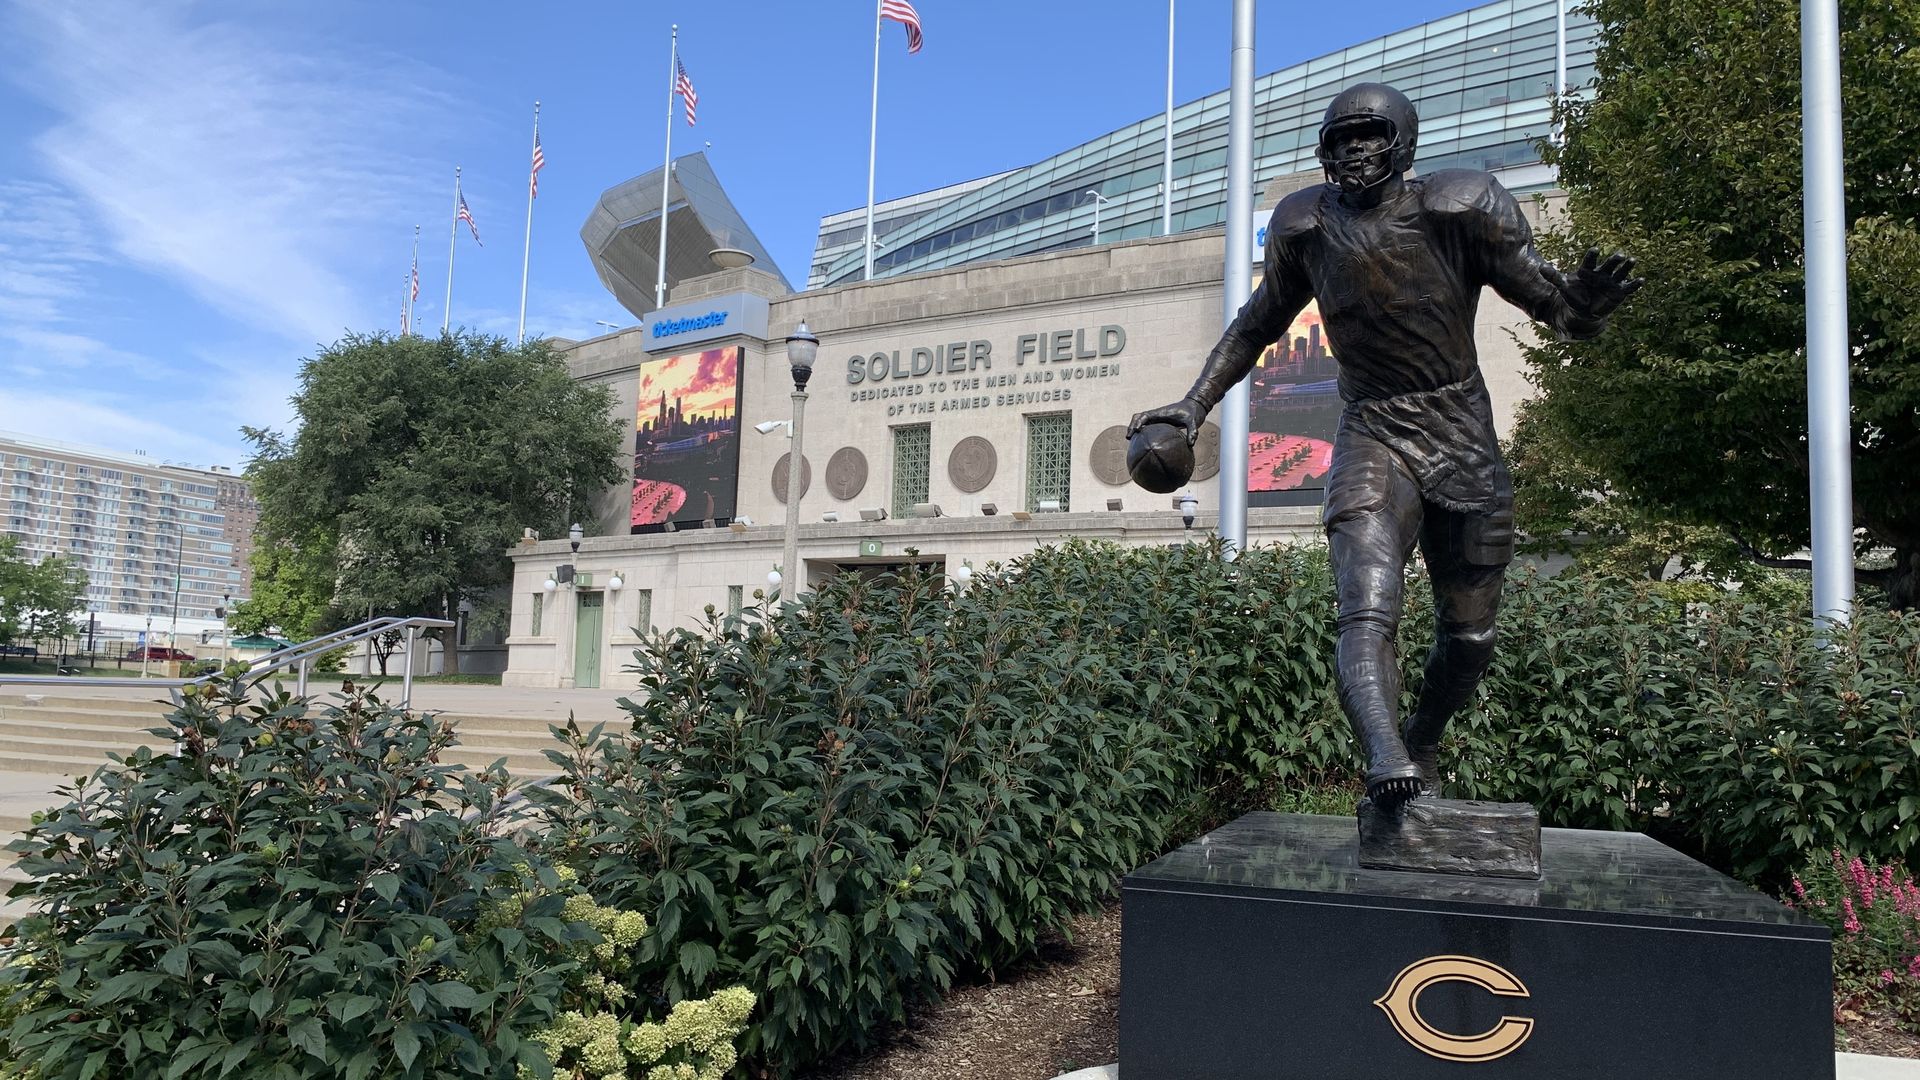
[530,593,543,636]
[727,585,743,618]
[891,424,931,519]
[1025,413,1073,513]
[636,589,653,633]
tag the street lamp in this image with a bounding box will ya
[1085,190,1111,245]
[159,522,184,651]
[1179,491,1199,534]
[779,320,819,601]
[593,320,623,335]
[220,591,231,665]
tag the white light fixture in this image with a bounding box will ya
[728,521,749,534]
[755,419,791,435]
[607,573,624,591]
[542,577,558,592]
[952,563,973,585]
[1011,510,1033,521]
[1038,499,1064,513]
[979,502,997,516]
[766,569,783,591]
[710,247,755,270]
[1179,491,1199,530]
[821,510,841,522]
[568,522,584,552]
[911,502,944,518]
[858,507,888,522]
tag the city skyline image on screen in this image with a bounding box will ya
[1246,285,1338,500]
[631,346,744,531]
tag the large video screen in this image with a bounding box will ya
[631,346,744,531]
[1247,288,1338,504]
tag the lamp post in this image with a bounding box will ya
[780,321,819,601]
[1180,491,1198,536]
[1085,190,1110,244]
[220,592,231,665]
[161,522,184,650]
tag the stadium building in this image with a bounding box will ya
[503,0,1593,689]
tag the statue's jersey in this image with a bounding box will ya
[1192,169,1602,407]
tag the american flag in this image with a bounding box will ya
[457,190,481,245]
[529,132,546,198]
[400,277,411,336]
[881,0,924,53]
[410,255,420,303]
[675,59,697,126]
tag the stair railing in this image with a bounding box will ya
[0,616,457,710]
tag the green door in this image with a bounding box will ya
[573,592,604,689]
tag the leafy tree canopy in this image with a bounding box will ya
[245,332,624,666]
[0,535,89,644]
[1521,0,1920,607]
[227,538,337,641]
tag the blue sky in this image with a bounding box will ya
[0,0,1469,470]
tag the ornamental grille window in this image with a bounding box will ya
[727,585,744,618]
[891,424,931,518]
[1026,413,1073,512]
[636,588,653,632]
[529,594,543,636]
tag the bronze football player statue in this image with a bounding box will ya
[1131,82,1641,808]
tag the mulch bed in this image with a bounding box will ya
[799,904,1123,1080]
[798,900,1920,1076]
[1839,1008,1920,1059]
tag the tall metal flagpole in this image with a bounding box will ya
[1217,0,1255,557]
[656,29,677,310]
[1163,0,1175,236]
[1553,0,1568,145]
[519,101,540,344]
[864,0,883,280]
[1801,0,1855,628]
[444,167,460,333]
[408,225,420,334]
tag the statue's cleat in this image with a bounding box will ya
[1365,761,1426,808]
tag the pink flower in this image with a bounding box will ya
[1850,858,1875,906]
[1793,876,1808,901]
[1908,955,1920,979]
[1843,898,1862,934]
[1881,970,1898,987]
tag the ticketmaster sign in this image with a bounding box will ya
[643,292,770,353]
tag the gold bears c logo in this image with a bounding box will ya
[1374,956,1535,1062]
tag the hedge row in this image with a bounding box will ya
[531,539,1918,1075]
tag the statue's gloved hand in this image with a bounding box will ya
[1128,397,1207,447]
[1540,248,1644,320]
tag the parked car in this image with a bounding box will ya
[127,646,196,662]
[0,644,37,659]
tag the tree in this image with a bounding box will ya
[245,332,624,671]
[228,538,338,641]
[0,536,89,645]
[1522,0,1920,607]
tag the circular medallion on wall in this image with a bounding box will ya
[825,447,868,501]
[771,453,812,504]
[948,436,998,493]
[1089,425,1131,486]
[1192,421,1223,482]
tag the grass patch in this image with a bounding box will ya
[0,659,141,678]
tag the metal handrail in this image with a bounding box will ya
[0,615,456,710]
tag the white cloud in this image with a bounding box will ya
[0,390,251,471]
[0,2,456,344]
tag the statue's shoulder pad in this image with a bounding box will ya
[1417,169,1509,215]
[1264,186,1325,240]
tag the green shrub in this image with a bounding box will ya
[1788,851,1920,1027]
[531,539,1284,1073]
[0,675,593,1079]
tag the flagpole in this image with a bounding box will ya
[656,28,677,310]
[864,0,883,281]
[408,224,420,335]
[1163,0,1176,236]
[445,166,460,333]
[519,101,540,344]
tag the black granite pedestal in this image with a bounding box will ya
[1119,812,1832,1080]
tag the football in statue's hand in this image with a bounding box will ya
[1127,422,1196,494]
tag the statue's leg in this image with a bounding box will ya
[1325,435,1425,807]
[1404,502,1515,794]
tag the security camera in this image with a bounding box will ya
[755,420,789,435]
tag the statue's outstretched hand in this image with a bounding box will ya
[1128,398,1206,447]
[1541,248,1644,320]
